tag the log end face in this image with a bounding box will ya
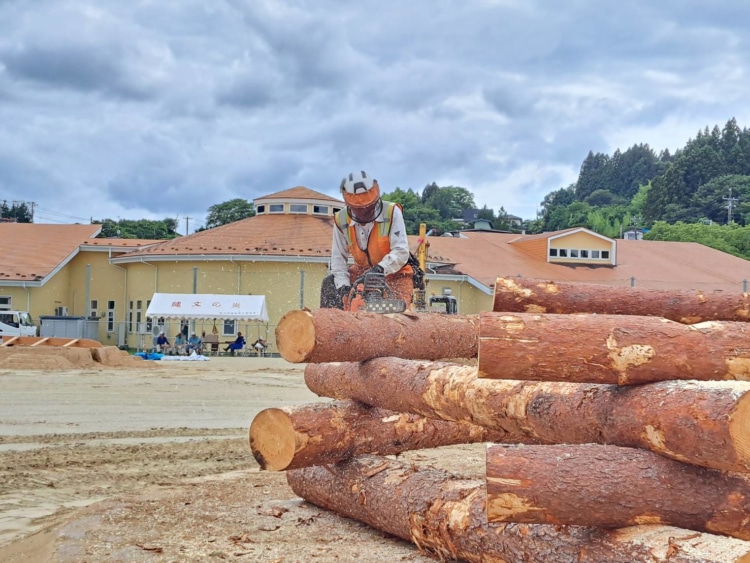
[727,357,750,381]
[249,408,296,471]
[276,309,316,363]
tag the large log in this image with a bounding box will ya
[478,311,750,384]
[275,308,478,363]
[305,358,750,472]
[249,399,507,470]
[287,455,750,563]
[493,276,750,323]
[486,443,750,540]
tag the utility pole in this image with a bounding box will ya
[724,188,739,224]
[184,216,192,236]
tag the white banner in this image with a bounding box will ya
[145,293,269,322]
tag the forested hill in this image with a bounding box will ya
[539,117,750,235]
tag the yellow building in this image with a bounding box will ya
[2,187,750,352]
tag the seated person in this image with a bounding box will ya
[185,332,202,355]
[155,332,170,353]
[173,333,186,355]
[223,332,246,356]
[252,337,268,357]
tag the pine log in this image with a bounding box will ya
[249,399,507,471]
[305,358,750,472]
[275,308,478,363]
[478,311,750,384]
[287,454,750,563]
[493,276,750,324]
[486,443,750,540]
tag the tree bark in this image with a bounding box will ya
[305,358,750,472]
[249,400,507,471]
[287,455,750,563]
[275,308,478,363]
[493,276,750,324]
[478,311,750,384]
[486,443,750,540]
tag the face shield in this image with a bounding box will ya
[348,199,382,224]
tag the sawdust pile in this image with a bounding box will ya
[0,345,156,370]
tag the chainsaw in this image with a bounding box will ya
[345,271,407,314]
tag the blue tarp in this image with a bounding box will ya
[134,352,164,361]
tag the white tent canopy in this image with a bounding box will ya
[146,293,269,322]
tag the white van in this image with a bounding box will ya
[0,311,38,340]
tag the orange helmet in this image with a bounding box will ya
[340,171,381,223]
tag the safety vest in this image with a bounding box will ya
[335,202,413,275]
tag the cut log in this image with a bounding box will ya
[305,358,750,472]
[486,443,750,540]
[478,311,750,384]
[249,400,507,471]
[493,276,750,324]
[287,454,750,563]
[275,308,478,363]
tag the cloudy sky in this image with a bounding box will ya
[1,1,749,232]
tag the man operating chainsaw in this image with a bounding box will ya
[320,170,416,311]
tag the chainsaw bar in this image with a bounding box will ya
[364,299,407,314]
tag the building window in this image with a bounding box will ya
[332,206,342,214]
[269,204,284,213]
[591,250,600,258]
[549,248,558,257]
[0,296,10,311]
[90,299,98,319]
[290,204,308,213]
[107,300,115,332]
[580,250,588,258]
[313,205,329,215]
[128,300,135,333]
[558,249,567,257]
[602,250,610,259]
[569,249,579,258]
[223,319,236,335]
[136,300,143,334]
[256,204,265,214]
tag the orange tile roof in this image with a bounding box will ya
[119,213,335,259]
[414,231,750,291]
[0,223,102,282]
[254,186,342,203]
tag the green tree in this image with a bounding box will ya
[94,218,178,239]
[545,201,592,231]
[576,151,610,201]
[584,189,627,207]
[383,187,461,235]
[690,174,750,225]
[628,183,650,217]
[644,221,750,259]
[0,201,32,223]
[205,198,255,229]
[422,186,476,220]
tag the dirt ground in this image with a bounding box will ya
[0,355,483,562]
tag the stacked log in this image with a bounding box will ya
[249,298,750,561]
[485,444,750,540]
[477,311,750,384]
[288,455,750,563]
[492,276,750,323]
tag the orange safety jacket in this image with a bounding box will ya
[335,201,413,276]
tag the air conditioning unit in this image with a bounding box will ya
[54,306,69,316]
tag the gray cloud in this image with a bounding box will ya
[0,0,749,224]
